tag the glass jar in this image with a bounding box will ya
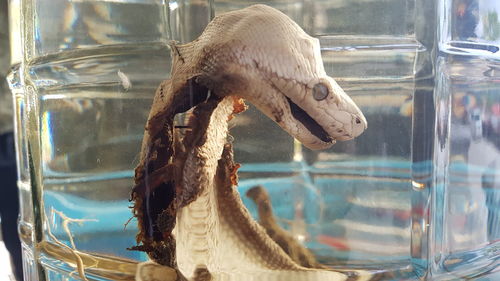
[8,0,499,280]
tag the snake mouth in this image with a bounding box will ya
[286,97,333,143]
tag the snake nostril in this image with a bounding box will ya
[355,117,361,124]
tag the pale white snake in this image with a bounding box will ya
[131,5,368,281]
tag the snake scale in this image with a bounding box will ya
[131,4,370,281]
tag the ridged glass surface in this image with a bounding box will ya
[7,0,499,280]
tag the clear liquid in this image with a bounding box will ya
[13,0,500,280]
[23,43,171,281]
[431,44,500,279]
[20,36,423,280]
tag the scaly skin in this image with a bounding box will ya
[158,4,366,151]
[132,4,368,281]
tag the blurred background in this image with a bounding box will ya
[0,0,22,280]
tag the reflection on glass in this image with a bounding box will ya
[443,0,500,54]
[435,0,500,274]
[8,0,500,280]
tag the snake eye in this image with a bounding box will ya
[313,83,329,101]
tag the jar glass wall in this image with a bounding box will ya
[8,0,500,280]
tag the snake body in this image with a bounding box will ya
[132,4,368,281]
[246,185,325,269]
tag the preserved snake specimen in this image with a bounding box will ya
[131,4,367,281]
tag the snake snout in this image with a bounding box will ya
[352,114,367,137]
[325,78,367,141]
[330,107,367,141]
[334,113,367,141]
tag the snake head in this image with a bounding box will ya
[177,4,367,150]
[210,5,367,150]
[266,74,367,150]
